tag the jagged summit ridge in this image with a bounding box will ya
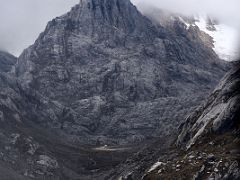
[52,0,157,42]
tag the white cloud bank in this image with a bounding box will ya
[131,0,240,28]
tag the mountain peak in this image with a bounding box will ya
[49,0,157,42]
[78,0,131,11]
[15,0,227,149]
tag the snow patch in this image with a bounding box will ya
[195,16,239,61]
[179,17,190,29]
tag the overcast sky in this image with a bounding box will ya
[0,0,79,56]
[0,0,239,56]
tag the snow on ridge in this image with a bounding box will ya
[178,17,190,29]
[195,16,239,61]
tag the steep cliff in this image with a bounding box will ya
[177,62,240,148]
[14,0,227,145]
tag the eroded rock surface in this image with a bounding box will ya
[14,0,227,145]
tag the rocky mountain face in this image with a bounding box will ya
[14,0,227,146]
[125,62,239,180]
[0,0,232,179]
[0,58,136,180]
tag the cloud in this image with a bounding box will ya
[0,0,79,56]
[131,0,240,28]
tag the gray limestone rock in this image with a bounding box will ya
[14,0,227,146]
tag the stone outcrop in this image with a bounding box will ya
[177,62,240,148]
[133,62,240,180]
